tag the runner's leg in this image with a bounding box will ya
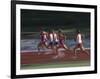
[73,44,79,57]
[80,44,89,55]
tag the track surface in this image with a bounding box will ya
[21,49,90,65]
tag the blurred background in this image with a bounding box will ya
[21,9,90,51]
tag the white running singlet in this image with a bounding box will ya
[53,33,59,42]
[49,33,53,42]
[77,34,82,44]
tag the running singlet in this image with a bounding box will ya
[40,32,48,42]
[59,34,65,44]
[77,33,82,44]
[49,33,53,42]
[53,33,59,42]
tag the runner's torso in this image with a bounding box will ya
[53,33,59,42]
[40,32,48,42]
[49,33,53,42]
[58,34,65,45]
[76,33,82,44]
[59,33,65,43]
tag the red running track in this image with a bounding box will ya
[21,49,90,65]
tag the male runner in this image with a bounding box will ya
[53,29,69,59]
[58,29,69,50]
[52,30,59,47]
[48,30,54,49]
[38,31,48,52]
[47,30,59,54]
[73,30,88,57]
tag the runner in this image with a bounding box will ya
[37,31,48,53]
[73,30,88,57]
[57,29,69,50]
[53,29,69,59]
[47,30,54,49]
[52,30,59,48]
[48,30,59,54]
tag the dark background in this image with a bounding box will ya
[21,9,90,33]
